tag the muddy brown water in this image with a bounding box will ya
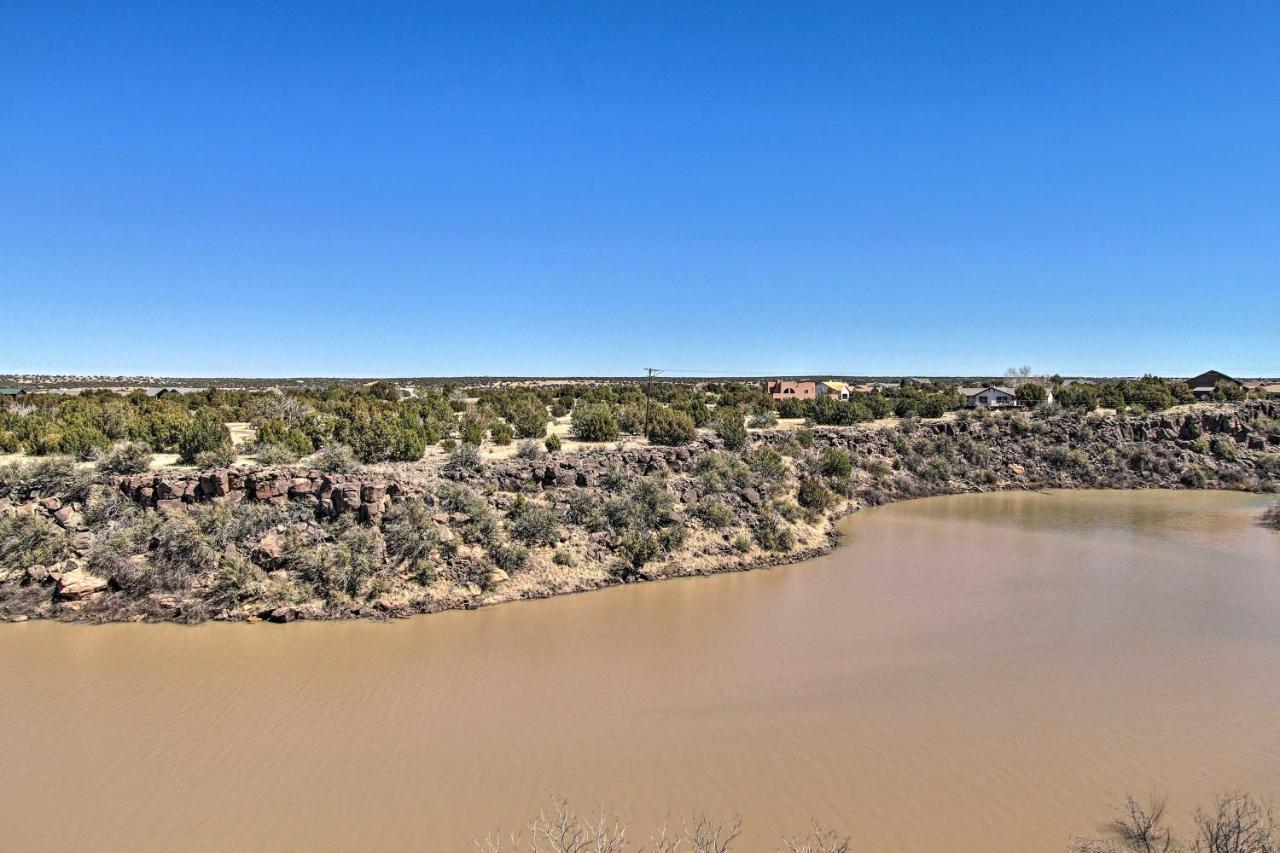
[2,490,1278,851]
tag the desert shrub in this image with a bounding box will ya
[1258,455,1280,479]
[440,438,457,451]
[0,456,82,501]
[516,439,546,460]
[194,447,236,468]
[796,477,836,512]
[732,534,752,552]
[178,413,232,464]
[818,447,852,479]
[552,549,575,566]
[382,500,440,577]
[695,452,752,494]
[571,403,620,442]
[389,427,427,462]
[488,541,529,573]
[712,408,747,450]
[97,441,154,475]
[618,531,661,569]
[746,448,788,486]
[1127,446,1156,474]
[646,407,696,446]
[316,443,361,473]
[566,491,608,531]
[1262,504,1280,530]
[605,478,674,532]
[443,442,483,476]
[693,496,733,529]
[459,413,488,446]
[509,400,550,439]
[544,433,562,453]
[615,404,646,435]
[507,498,560,546]
[747,412,778,429]
[59,424,111,460]
[794,428,814,449]
[750,511,795,552]
[144,513,220,592]
[436,483,500,545]
[256,443,299,466]
[917,457,952,484]
[957,439,990,466]
[192,500,291,552]
[0,513,67,576]
[206,554,264,607]
[1072,792,1276,853]
[600,463,628,492]
[1180,465,1209,488]
[1210,437,1238,461]
[490,421,515,446]
[291,520,382,602]
[0,431,19,453]
[82,489,143,528]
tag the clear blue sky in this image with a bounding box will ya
[2,2,1278,378]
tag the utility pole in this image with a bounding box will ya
[643,367,662,435]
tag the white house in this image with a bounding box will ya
[817,381,852,400]
[958,385,1018,408]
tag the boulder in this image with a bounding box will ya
[52,505,84,528]
[268,606,298,623]
[254,529,285,566]
[487,569,510,586]
[55,567,109,600]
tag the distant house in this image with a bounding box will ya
[958,385,1018,408]
[1186,370,1240,400]
[0,387,23,401]
[817,381,851,400]
[766,380,816,401]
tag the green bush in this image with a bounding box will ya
[178,413,232,464]
[443,443,482,476]
[544,433,562,453]
[382,500,440,580]
[389,427,427,462]
[316,443,360,473]
[818,447,852,478]
[566,491,608,531]
[516,439,546,460]
[796,477,836,511]
[490,421,515,446]
[572,403,620,442]
[97,441,154,475]
[713,407,747,450]
[195,447,236,468]
[751,511,795,552]
[693,497,733,529]
[459,413,488,446]
[646,407,696,446]
[507,498,560,546]
[256,443,299,466]
[0,513,67,575]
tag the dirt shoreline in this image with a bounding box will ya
[2,401,1277,625]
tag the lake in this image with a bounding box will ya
[1,490,1277,851]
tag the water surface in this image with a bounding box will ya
[2,490,1277,851]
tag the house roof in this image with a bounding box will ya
[1187,370,1238,388]
[820,381,850,392]
[0,387,21,395]
[958,385,1015,397]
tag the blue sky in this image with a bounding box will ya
[2,1,1278,378]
